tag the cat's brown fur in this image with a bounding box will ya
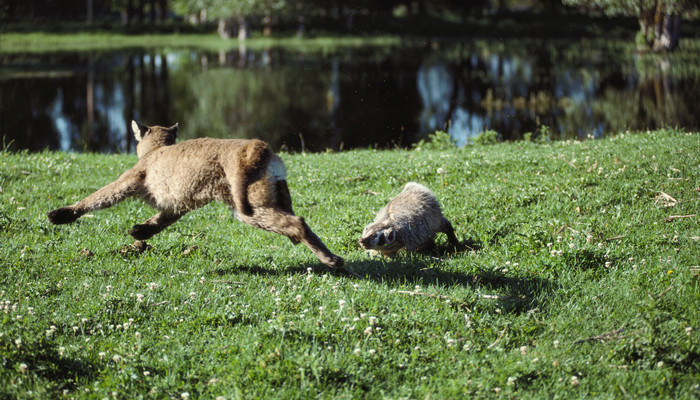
[47,121,343,267]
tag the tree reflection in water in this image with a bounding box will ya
[1,40,697,153]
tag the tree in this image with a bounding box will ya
[172,0,288,38]
[562,0,697,52]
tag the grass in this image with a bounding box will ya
[0,31,405,54]
[1,129,698,398]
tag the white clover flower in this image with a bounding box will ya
[369,316,378,325]
[19,363,28,374]
[99,352,106,360]
[570,376,580,386]
[364,326,373,335]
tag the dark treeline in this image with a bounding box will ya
[2,1,698,51]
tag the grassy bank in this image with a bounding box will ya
[1,129,698,398]
[0,31,407,54]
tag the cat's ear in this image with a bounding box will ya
[167,123,179,137]
[132,120,148,142]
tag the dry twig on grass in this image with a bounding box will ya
[574,327,626,344]
[664,214,696,222]
[488,327,507,349]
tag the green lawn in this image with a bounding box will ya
[0,31,402,53]
[1,129,698,398]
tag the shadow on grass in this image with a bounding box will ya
[210,246,553,315]
[348,257,552,315]
[4,343,100,395]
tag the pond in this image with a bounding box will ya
[1,39,698,153]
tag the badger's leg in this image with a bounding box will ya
[440,217,460,246]
[241,209,344,267]
[129,212,184,240]
[48,172,141,225]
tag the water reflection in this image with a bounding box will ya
[0,40,697,153]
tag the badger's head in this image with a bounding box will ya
[132,120,178,158]
[359,223,398,251]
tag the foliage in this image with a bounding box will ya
[473,129,500,145]
[172,0,288,20]
[561,0,691,15]
[0,129,698,398]
[562,0,699,51]
[412,130,456,150]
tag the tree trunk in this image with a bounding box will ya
[137,0,145,23]
[654,13,680,51]
[237,16,249,41]
[263,15,272,37]
[639,5,681,52]
[149,0,156,23]
[217,18,234,39]
[86,0,93,25]
[158,0,167,22]
[125,0,134,25]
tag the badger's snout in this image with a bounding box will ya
[359,235,374,249]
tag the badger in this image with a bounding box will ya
[359,182,459,257]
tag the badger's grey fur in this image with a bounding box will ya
[47,121,343,267]
[359,182,459,257]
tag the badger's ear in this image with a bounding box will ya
[168,123,179,137]
[385,229,396,244]
[132,120,148,142]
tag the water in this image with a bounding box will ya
[1,39,698,153]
